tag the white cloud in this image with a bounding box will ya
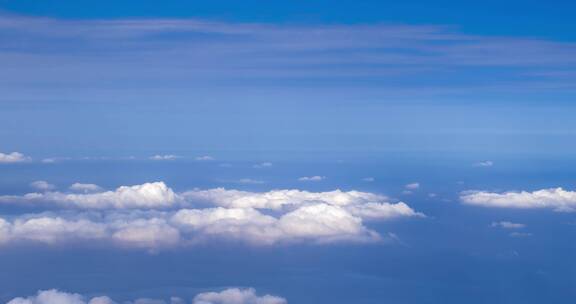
[404,183,420,190]
[491,221,526,229]
[297,176,325,182]
[0,183,422,249]
[473,160,494,167]
[181,188,388,210]
[150,155,179,161]
[30,181,56,191]
[196,156,215,161]
[0,182,177,209]
[362,177,375,182]
[0,151,31,163]
[253,162,272,169]
[8,288,285,304]
[194,288,286,304]
[460,187,576,212]
[69,183,104,193]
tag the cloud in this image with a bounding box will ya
[297,176,325,182]
[7,288,285,304]
[30,181,56,191]
[150,155,179,161]
[236,179,266,185]
[362,177,375,182]
[0,182,177,209]
[491,221,526,229]
[196,156,215,161]
[460,187,576,212]
[0,182,422,249]
[253,162,273,169]
[193,288,286,304]
[0,151,31,163]
[69,183,104,193]
[404,183,420,190]
[474,160,494,167]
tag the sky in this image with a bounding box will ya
[0,1,576,303]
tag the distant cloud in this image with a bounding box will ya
[30,181,56,191]
[0,183,423,249]
[237,178,266,184]
[0,182,177,209]
[195,155,215,161]
[404,183,420,190]
[194,288,286,304]
[461,187,576,212]
[253,162,273,168]
[298,176,325,182]
[150,154,179,161]
[491,221,526,229]
[7,288,286,304]
[474,160,494,167]
[362,177,375,182]
[0,151,30,163]
[2,15,576,102]
[69,183,103,193]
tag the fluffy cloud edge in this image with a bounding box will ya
[0,151,31,163]
[460,187,576,212]
[7,288,286,304]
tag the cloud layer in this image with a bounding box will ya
[7,288,286,304]
[0,182,423,249]
[461,187,576,212]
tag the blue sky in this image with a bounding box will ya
[0,1,576,303]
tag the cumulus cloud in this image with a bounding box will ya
[8,288,285,304]
[193,288,286,304]
[460,187,576,212]
[150,155,179,161]
[0,151,31,163]
[0,182,177,209]
[297,176,325,182]
[30,181,56,191]
[0,182,422,249]
[69,183,104,193]
[491,221,526,229]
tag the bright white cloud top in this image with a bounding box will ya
[0,182,423,249]
[0,151,31,163]
[0,182,177,209]
[7,288,286,304]
[461,188,576,212]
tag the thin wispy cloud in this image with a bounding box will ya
[1,14,576,103]
[474,160,494,167]
[298,176,325,182]
[150,154,179,161]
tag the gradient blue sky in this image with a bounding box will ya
[1,1,576,303]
